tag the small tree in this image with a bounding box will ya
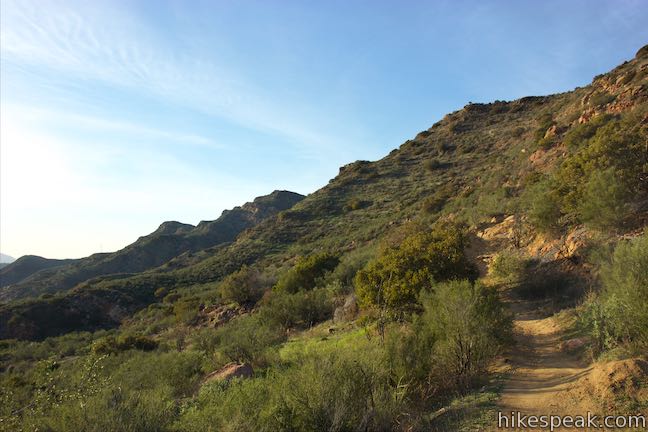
[219,265,265,305]
[354,224,475,310]
[524,178,562,234]
[579,168,628,230]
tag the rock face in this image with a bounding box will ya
[477,215,517,242]
[333,294,358,323]
[202,304,242,328]
[527,226,590,262]
[204,362,254,384]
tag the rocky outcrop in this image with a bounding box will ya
[201,304,243,328]
[333,294,358,323]
[204,362,254,384]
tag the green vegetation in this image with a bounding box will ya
[354,223,475,309]
[92,334,158,355]
[581,233,648,355]
[579,168,629,230]
[523,113,648,233]
[523,177,563,234]
[260,288,333,330]
[274,252,339,293]
[174,281,511,432]
[533,112,555,148]
[588,91,615,107]
[563,114,611,150]
[488,251,526,283]
[218,265,266,305]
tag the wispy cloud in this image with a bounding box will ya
[0,0,357,159]
[6,104,222,149]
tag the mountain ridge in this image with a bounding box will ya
[0,190,304,303]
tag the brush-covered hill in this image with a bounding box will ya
[0,190,304,304]
[1,46,646,341]
[0,256,80,288]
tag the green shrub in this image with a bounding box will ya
[384,322,437,397]
[386,280,512,395]
[421,189,449,214]
[556,116,646,217]
[419,280,512,389]
[512,126,526,137]
[112,351,204,398]
[92,334,158,355]
[176,353,403,432]
[322,247,374,289]
[579,168,629,230]
[582,233,648,354]
[589,91,615,107]
[274,252,340,293]
[354,224,476,310]
[563,114,612,150]
[488,251,526,283]
[260,288,333,330]
[343,197,366,212]
[516,267,572,300]
[173,297,201,325]
[212,314,286,364]
[219,265,266,305]
[30,385,176,432]
[523,178,563,234]
[154,287,168,299]
[536,136,555,150]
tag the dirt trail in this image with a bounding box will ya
[494,290,595,430]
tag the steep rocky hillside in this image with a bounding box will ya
[0,190,304,304]
[1,46,646,341]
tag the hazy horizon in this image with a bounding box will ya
[2,0,647,259]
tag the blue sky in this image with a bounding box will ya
[1,0,647,259]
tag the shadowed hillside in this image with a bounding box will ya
[0,256,79,287]
[0,190,304,304]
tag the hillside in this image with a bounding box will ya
[0,190,304,304]
[2,45,646,341]
[0,45,646,432]
[0,256,80,287]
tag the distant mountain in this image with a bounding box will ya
[0,253,15,264]
[0,190,304,303]
[0,256,80,287]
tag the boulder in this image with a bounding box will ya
[543,124,557,139]
[560,337,588,352]
[333,294,358,323]
[204,362,254,384]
